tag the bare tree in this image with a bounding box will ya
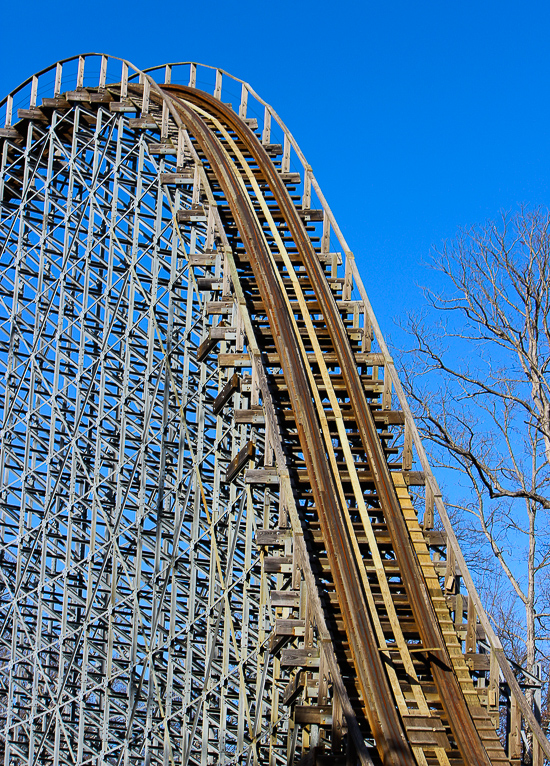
[400,207,550,693]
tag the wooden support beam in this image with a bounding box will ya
[213,373,240,415]
[224,440,255,483]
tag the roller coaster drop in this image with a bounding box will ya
[0,55,547,766]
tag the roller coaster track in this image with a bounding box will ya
[0,55,547,766]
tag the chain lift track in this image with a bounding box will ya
[0,55,547,766]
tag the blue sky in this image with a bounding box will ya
[1,0,549,346]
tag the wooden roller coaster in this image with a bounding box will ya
[0,54,547,766]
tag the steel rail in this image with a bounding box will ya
[162,84,498,766]
[156,89,415,766]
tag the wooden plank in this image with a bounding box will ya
[65,90,90,102]
[425,530,447,546]
[280,649,320,668]
[224,440,255,483]
[463,654,491,671]
[218,353,251,368]
[270,590,300,608]
[197,278,223,291]
[213,373,239,415]
[177,206,207,223]
[294,705,332,725]
[401,715,450,748]
[89,91,113,103]
[196,333,218,363]
[245,468,279,483]
[17,108,48,122]
[235,410,266,425]
[189,252,217,267]
[255,528,292,546]
[264,143,283,156]
[264,556,293,574]
[149,142,177,155]
[279,171,301,184]
[269,619,305,655]
[41,98,71,109]
[273,619,306,637]
[211,326,235,340]
[249,298,364,314]
[298,209,324,222]
[160,171,194,184]
[109,101,136,113]
[128,116,158,130]
[206,299,234,315]
[372,410,406,425]
[264,352,384,366]
[282,671,304,705]
[402,471,426,487]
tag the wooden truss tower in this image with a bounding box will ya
[0,55,547,766]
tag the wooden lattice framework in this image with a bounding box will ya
[0,55,547,766]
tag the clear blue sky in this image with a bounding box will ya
[1,0,549,346]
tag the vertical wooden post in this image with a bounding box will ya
[4,95,12,127]
[402,421,412,471]
[321,212,331,255]
[488,649,500,729]
[54,62,62,96]
[120,62,128,100]
[177,126,186,170]
[508,693,522,764]
[30,77,38,108]
[465,594,476,653]
[382,368,392,411]
[332,691,344,754]
[424,482,434,530]
[99,56,108,90]
[445,546,456,595]
[262,107,271,144]
[214,69,223,100]
[239,84,249,119]
[454,593,463,629]
[282,134,291,173]
[302,167,312,210]
[141,77,150,115]
[77,55,85,89]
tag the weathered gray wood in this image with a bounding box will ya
[255,528,292,546]
[177,205,207,223]
[196,333,218,363]
[224,440,255,483]
[149,142,177,155]
[161,171,194,184]
[270,590,300,608]
[298,209,324,222]
[264,556,293,574]
[206,298,234,315]
[109,101,136,113]
[401,716,450,748]
[218,353,251,368]
[245,467,278,481]
[280,648,321,668]
[213,373,240,415]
